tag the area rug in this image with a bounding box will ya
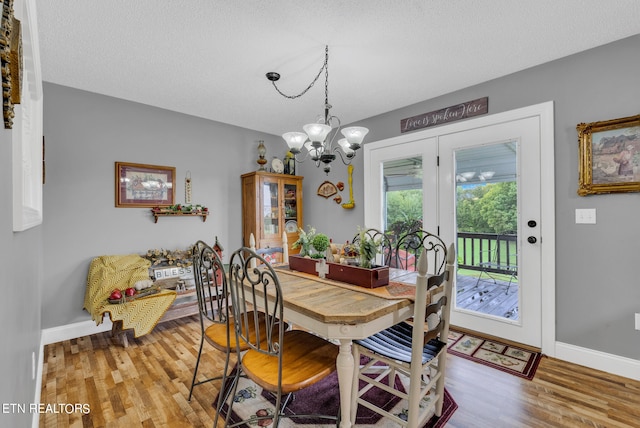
[447,330,542,380]
[216,369,457,427]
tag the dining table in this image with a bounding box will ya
[250,264,422,428]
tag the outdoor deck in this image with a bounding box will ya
[455,273,519,320]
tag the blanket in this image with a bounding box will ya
[84,254,176,337]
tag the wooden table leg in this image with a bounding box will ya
[111,320,129,348]
[337,339,354,428]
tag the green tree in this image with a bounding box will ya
[456,185,490,232]
[456,182,517,233]
[385,189,423,230]
[477,181,517,233]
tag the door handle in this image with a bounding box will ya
[527,236,537,244]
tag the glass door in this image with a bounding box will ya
[453,142,519,321]
[262,179,280,238]
[366,108,551,349]
[439,116,542,347]
[382,157,423,234]
[283,181,300,244]
[364,137,438,234]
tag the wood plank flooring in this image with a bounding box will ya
[39,316,640,427]
[456,274,520,320]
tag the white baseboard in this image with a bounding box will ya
[41,318,112,345]
[555,341,640,381]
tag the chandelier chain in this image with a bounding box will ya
[270,46,329,100]
[324,46,329,107]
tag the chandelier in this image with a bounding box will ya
[266,46,369,174]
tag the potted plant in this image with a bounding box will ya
[311,233,330,258]
[358,228,380,268]
[292,226,316,257]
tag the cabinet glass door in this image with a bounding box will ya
[262,181,280,237]
[283,183,298,233]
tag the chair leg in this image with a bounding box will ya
[214,350,236,428]
[504,272,517,294]
[188,337,205,401]
[224,364,244,428]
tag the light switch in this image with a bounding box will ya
[575,208,596,224]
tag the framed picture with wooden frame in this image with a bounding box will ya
[577,114,640,196]
[115,162,175,207]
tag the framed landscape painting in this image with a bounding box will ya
[577,114,640,196]
[115,162,175,207]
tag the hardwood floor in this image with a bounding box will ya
[39,316,640,427]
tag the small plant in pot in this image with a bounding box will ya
[311,233,330,259]
[358,228,380,269]
[292,226,316,257]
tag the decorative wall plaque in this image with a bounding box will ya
[400,97,488,133]
[317,181,338,198]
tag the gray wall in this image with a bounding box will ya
[305,35,640,360]
[41,83,282,328]
[1,128,43,425]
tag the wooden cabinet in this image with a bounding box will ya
[241,171,303,261]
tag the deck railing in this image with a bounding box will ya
[457,232,518,275]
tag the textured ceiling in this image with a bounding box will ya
[36,1,640,137]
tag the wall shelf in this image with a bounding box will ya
[151,209,208,223]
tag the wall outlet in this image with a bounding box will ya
[636,313,640,331]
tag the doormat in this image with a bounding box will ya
[215,369,457,427]
[447,330,542,380]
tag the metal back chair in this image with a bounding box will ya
[351,244,455,427]
[474,231,518,294]
[225,247,340,427]
[350,228,394,266]
[393,229,447,274]
[188,240,232,403]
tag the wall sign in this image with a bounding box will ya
[151,265,194,280]
[400,97,488,133]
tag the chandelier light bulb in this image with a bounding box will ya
[282,132,308,153]
[303,123,332,143]
[340,126,369,150]
[338,138,355,156]
[304,140,324,161]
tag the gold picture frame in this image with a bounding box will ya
[577,114,640,196]
[115,162,175,207]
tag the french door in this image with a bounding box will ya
[364,103,555,349]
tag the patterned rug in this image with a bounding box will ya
[216,369,457,427]
[447,330,542,380]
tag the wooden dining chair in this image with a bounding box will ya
[249,231,289,266]
[393,229,448,274]
[350,244,455,428]
[225,247,340,427]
